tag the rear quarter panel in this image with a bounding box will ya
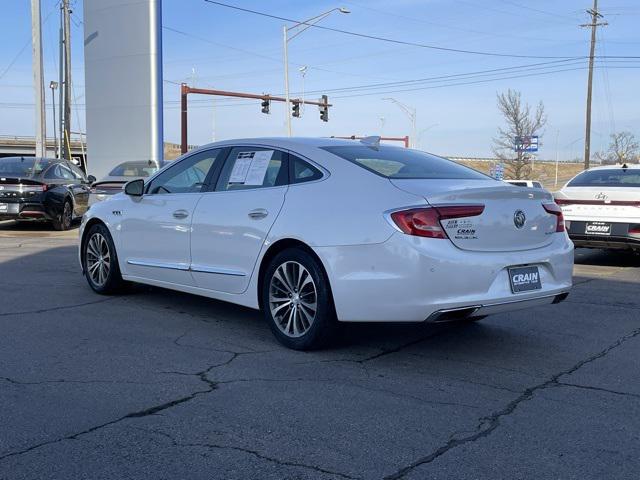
[267,147,423,247]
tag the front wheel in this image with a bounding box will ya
[82,223,125,294]
[261,248,337,350]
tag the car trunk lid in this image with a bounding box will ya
[0,177,47,202]
[391,178,558,252]
[555,187,640,220]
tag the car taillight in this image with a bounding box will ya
[629,226,640,235]
[543,203,565,232]
[390,205,484,239]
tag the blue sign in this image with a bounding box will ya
[491,162,505,180]
[515,135,538,153]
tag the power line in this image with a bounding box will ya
[0,1,60,81]
[202,0,594,59]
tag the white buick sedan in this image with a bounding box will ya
[555,163,640,251]
[79,137,573,349]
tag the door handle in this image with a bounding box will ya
[173,209,189,219]
[248,208,268,220]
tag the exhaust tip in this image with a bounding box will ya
[552,292,570,304]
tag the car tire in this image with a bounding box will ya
[82,223,125,294]
[52,199,73,231]
[261,248,337,350]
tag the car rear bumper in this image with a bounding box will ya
[314,232,574,322]
[0,201,50,220]
[566,220,640,250]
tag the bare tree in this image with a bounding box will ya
[492,89,546,179]
[594,131,639,164]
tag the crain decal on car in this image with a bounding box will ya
[446,219,478,240]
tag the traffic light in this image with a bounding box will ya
[261,98,270,114]
[292,101,300,118]
[319,95,328,122]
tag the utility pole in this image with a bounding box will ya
[50,81,59,158]
[62,0,72,160]
[31,0,46,158]
[581,0,607,170]
[58,2,64,161]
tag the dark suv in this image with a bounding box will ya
[0,156,92,230]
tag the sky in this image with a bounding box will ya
[1,0,639,160]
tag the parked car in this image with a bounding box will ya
[79,138,573,349]
[0,156,93,230]
[504,179,544,188]
[89,160,160,205]
[554,163,640,251]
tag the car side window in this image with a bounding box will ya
[44,165,62,180]
[147,149,221,195]
[67,162,87,182]
[44,164,74,180]
[290,155,323,184]
[59,165,76,181]
[215,148,288,192]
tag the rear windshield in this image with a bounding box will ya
[0,157,50,177]
[108,162,159,177]
[321,146,487,180]
[567,169,640,188]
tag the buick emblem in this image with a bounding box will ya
[514,210,526,229]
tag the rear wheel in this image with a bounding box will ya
[261,248,337,350]
[82,223,125,294]
[52,200,73,231]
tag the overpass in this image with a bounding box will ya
[0,136,87,163]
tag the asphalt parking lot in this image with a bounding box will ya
[1,220,639,480]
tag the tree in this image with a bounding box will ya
[492,89,546,179]
[594,131,639,165]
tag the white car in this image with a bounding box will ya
[79,137,573,350]
[504,179,544,188]
[555,164,640,251]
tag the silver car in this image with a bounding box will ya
[89,161,160,205]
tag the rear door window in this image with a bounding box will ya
[290,155,323,184]
[321,145,487,180]
[215,148,288,191]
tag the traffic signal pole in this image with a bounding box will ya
[180,84,332,154]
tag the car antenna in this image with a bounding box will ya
[360,136,381,149]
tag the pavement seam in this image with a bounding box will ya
[139,428,359,480]
[557,381,640,400]
[0,297,115,317]
[0,357,233,462]
[383,324,640,479]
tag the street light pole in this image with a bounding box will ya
[283,7,350,136]
[283,25,291,136]
[383,97,417,148]
[50,81,58,158]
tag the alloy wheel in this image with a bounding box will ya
[269,261,318,338]
[86,232,111,287]
[63,202,72,229]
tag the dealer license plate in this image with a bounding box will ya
[0,203,7,212]
[508,266,542,293]
[585,221,611,236]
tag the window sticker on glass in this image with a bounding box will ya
[229,150,274,185]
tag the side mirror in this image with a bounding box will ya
[124,178,144,197]
[87,175,97,184]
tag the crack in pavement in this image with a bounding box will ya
[0,357,232,462]
[0,297,115,317]
[558,382,640,400]
[0,377,172,387]
[383,324,640,479]
[140,428,359,480]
